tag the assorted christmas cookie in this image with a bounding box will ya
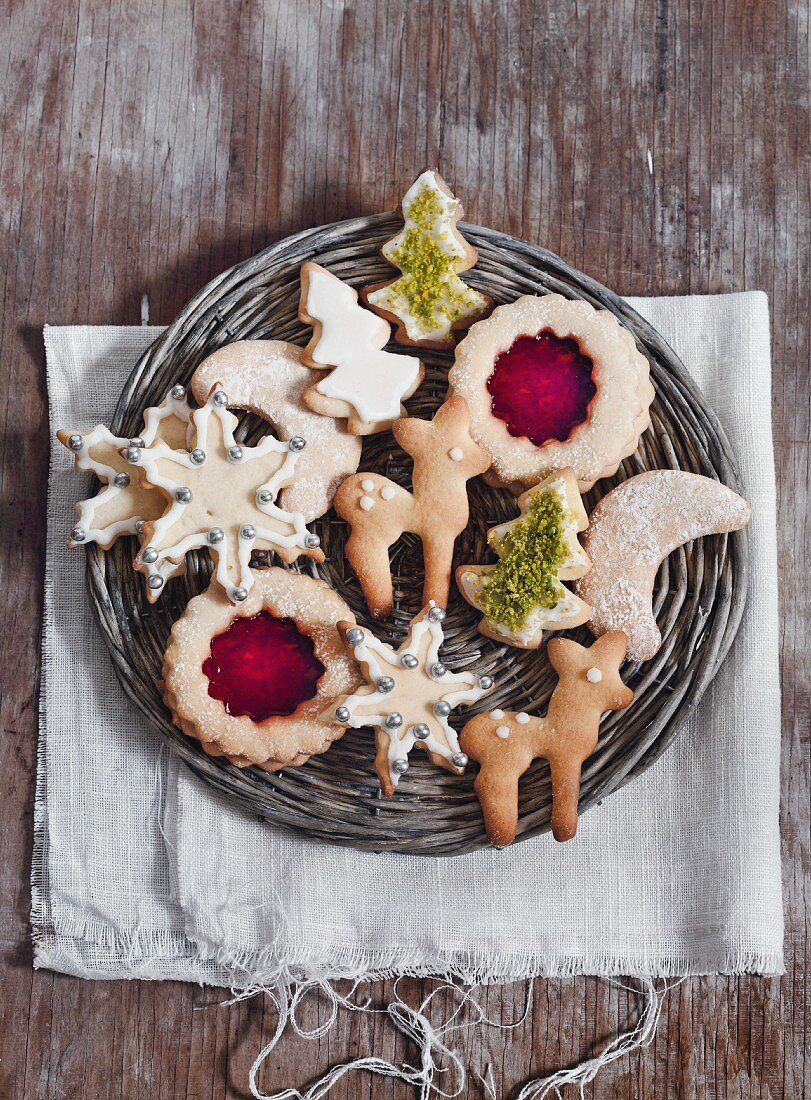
[298,262,424,435]
[191,340,361,521]
[57,386,192,590]
[162,568,362,769]
[576,471,752,660]
[460,632,633,844]
[331,603,494,795]
[128,382,324,604]
[449,294,655,490]
[361,170,493,348]
[456,468,592,648]
[334,396,491,619]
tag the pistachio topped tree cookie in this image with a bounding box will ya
[456,467,593,648]
[362,170,493,349]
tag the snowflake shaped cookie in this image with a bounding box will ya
[57,386,191,576]
[331,603,494,795]
[128,382,324,603]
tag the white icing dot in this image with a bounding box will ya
[587,667,603,683]
[449,447,464,461]
[380,486,396,500]
[516,712,530,724]
[490,709,504,720]
[496,726,510,739]
[359,496,375,511]
[361,479,374,491]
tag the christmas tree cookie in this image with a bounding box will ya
[456,468,592,648]
[362,170,493,349]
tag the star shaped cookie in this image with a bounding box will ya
[331,603,494,795]
[128,382,324,603]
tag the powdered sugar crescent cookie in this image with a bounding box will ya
[460,632,633,844]
[190,340,361,521]
[456,468,592,648]
[449,294,654,490]
[162,568,362,769]
[298,263,424,435]
[361,170,493,349]
[576,470,752,661]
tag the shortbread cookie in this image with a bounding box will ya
[460,631,633,845]
[331,603,494,795]
[162,568,361,769]
[298,263,424,435]
[191,340,361,520]
[129,382,324,603]
[449,294,654,490]
[334,396,491,619]
[361,170,493,348]
[56,386,191,590]
[576,471,752,660]
[456,468,592,648]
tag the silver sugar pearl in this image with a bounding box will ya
[67,434,83,452]
[208,527,224,544]
[70,525,86,542]
[413,724,431,741]
[288,436,306,452]
[335,705,351,723]
[129,437,145,448]
[228,445,244,462]
[175,486,192,503]
[305,533,321,549]
[113,472,131,488]
[428,606,446,623]
[451,752,469,769]
[430,662,446,678]
[385,712,404,729]
[391,758,409,776]
[124,446,141,463]
[257,489,273,504]
[345,627,364,646]
[147,574,164,591]
[212,390,228,407]
[434,700,452,718]
[478,675,494,691]
[240,524,256,540]
[134,519,146,534]
[376,676,395,693]
[402,653,418,670]
[232,586,248,602]
[190,448,206,465]
[170,383,186,400]
[141,546,159,564]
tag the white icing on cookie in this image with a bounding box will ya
[361,479,374,491]
[449,447,464,461]
[496,726,511,739]
[516,712,530,724]
[380,486,395,500]
[586,667,603,683]
[359,495,375,511]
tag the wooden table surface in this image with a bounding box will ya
[1,1,807,1096]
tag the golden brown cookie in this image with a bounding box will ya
[460,632,633,844]
[162,568,362,769]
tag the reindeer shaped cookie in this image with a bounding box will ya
[459,632,633,844]
[334,396,491,618]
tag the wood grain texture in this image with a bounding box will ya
[0,0,807,1096]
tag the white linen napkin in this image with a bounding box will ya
[35,292,783,987]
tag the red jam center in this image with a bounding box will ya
[203,612,324,722]
[487,331,597,446]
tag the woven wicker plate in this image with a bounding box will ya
[87,213,748,855]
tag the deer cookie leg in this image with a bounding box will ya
[374,729,398,797]
[548,754,586,841]
[473,768,523,847]
[421,532,457,611]
[344,532,395,619]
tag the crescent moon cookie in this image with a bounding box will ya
[162,568,362,769]
[128,382,324,604]
[56,385,192,579]
[575,470,752,661]
[361,170,493,349]
[330,603,495,796]
[460,632,634,845]
[449,294,655,490]
[456,468,592,648]
[190,340,361,521]
[298,262,424,436]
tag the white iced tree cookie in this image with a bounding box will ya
[362,170,493,348]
